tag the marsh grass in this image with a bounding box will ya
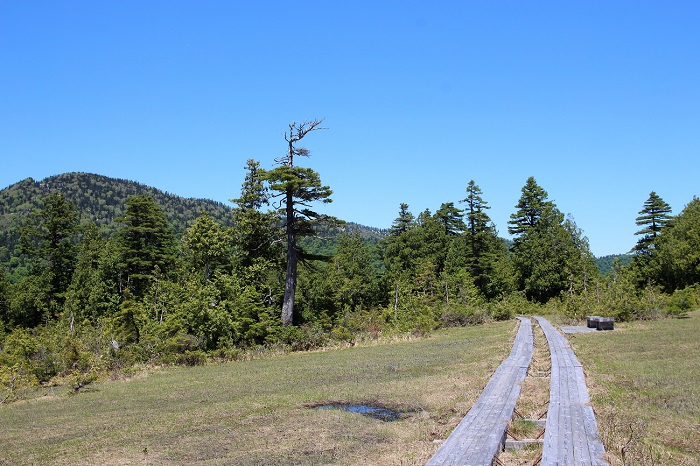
[0,321,516,465]
[572,311,700,465]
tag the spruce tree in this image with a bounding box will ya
[65,223,121,322]
[652,197,700,291]
[633,191,672,254]
[389,203,415,236]
[116,195,176,298]
[460,180,503,296]
[19,192,80,317]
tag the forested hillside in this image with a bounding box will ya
[1,160,698,403]
[0,172,383,280]
[594,254,633,275]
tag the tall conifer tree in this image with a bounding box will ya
[262,120,337,326]
[116,195,176,297]
[633,191,672,254]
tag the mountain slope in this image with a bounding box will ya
[0,172,386,279]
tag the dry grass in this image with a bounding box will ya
[0,321,516,465]
[572,311,700,465]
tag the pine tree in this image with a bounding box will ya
[262,120,338,326]
[633,191,672,254]
[64,223,121,322]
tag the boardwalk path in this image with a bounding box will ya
[426,317,533,466]
[535,316,608,466]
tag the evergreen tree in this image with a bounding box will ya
[182,212,231,280]
[64,223,121,322]
[434,202,465,236]
[509,178,596,302]
[383,207,450,312]
[116,195,176,298]
[19,192,80,317]
[508,176,553,240]
[460,180,498,293]
[231,159,281,272]
[633,191,672,254]
[389,203,415,236]
[262,120,338,326]
[652,197,700,291]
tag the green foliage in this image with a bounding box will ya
[652,197,700,291]
[0,363,38,403]
[594,254,632,275]
[17,192,80,319]
[389,203,415,236]
[632,191,672,254]
[667,285,700,315]
[64,223,121,322]
[3,160,700,389]
[509,178,599,303]
[0,173,232,280]
[181,211,232,280]
[116,195,177,297]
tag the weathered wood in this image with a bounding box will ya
[535,317,608,466]
[426,317,533,466]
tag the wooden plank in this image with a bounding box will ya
[426,317,534,466]
[535,317,608,466]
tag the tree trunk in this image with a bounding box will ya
[281,188,297,326]
[281,247,298,326]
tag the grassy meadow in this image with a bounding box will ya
[4,312,699,465]
[573,310,700,465]
[0,321,516,465]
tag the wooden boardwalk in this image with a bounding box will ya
[535,317,608,466]
[426,317,533,466]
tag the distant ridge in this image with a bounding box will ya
[0,172,233,235]
[0,172,386,278]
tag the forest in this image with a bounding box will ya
[1,124,699,402]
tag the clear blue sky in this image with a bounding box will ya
[1,1,698,256]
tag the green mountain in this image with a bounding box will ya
[594,253,633,275]
[0,172,385,279]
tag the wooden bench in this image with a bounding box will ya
[535,317,608,465]
[426,317,533,466]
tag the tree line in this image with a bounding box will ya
[1,120,699,400]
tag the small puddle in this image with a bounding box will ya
[314,403,412,422]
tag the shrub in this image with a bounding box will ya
[667,285,700,316]
[440,306,487,327]
[0,364,39,404]
[175,350,208,366]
